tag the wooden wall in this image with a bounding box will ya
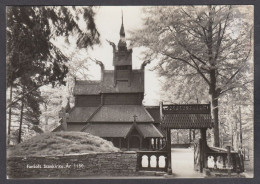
[75,95,101,107]
[103,93,143,105]
[75,93,143,106]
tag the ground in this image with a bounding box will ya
[171,148,203,178]
[170,148,253,178]
[7,131,119,157]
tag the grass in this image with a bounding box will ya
[7,132,119,157]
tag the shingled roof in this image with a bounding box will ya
[82,123,163,138]
[73,81,101,95]
[137,123,164,138]
[162,114,213,129]
[73,70,144,95]
[82,123,133,138]
[89,105,154,122]
[145,106,161,124]
[67,107,99,123]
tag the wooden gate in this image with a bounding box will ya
[160,103,213,174]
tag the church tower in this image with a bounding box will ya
[113,13,133,86]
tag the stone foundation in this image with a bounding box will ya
[7,151,138,178]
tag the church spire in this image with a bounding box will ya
[118,10,127,51]
[120,10,125,37]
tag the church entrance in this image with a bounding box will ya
[129,135,141,150]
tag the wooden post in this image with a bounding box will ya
[223,155,226,168]
[149,138,151,150]
[199,138,203,173]
[213,156,217,169]
[156,156,159,169]
[167,128,172,174]
[140,137,143,150]
[127,137,130,150]
[119,138,122,149]
[227,145,231,177]
[158,138,161,149]
[200,128,207,169]
[155,138,158,150]
[148,155,151,168]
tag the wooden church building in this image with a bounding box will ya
[54,17,164,151]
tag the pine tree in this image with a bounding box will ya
[6,6,100,142]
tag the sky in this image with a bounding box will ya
[86,6,163,106]
[57,5,253,106]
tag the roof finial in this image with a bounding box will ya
[121,9,123,25]
[120,9,125,37]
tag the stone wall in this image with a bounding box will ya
[7,151,138,178]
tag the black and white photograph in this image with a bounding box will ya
[5,5,254,179]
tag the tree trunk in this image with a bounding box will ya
[210,90,220,147]
[238,88,243,148]
[193,129,196,141]
[7,83,13,144]
[18,89,25,143]
[209,69,220,147]
[207,6,220,147]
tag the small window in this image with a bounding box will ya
[116,65,131,70]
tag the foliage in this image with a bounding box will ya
[130,5,253,146]
[6,6,100,104]
[6,6,100,142]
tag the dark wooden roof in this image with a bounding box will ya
[102,70,144,93]
[137,123,164,138]
[67,123,86,131]
[73,70,144,95]
[162,114,213,129]
[145,106,160,123]
[82,123,133,138]
[67,107,99,123]
[89,105,154,122]
[161,104,213,129]
[82,123,163,138]
[73,81,101,95]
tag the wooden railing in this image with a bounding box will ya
[137,151,168,172]
[193,140,244,174]
[205,146,244,173]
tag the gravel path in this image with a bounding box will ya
[171,148,203,178]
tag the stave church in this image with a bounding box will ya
[53,16,165,151]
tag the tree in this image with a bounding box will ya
[130,5,253,147]
[7,6,99,106]
[7,77,43,144]
[6,6,100,141]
